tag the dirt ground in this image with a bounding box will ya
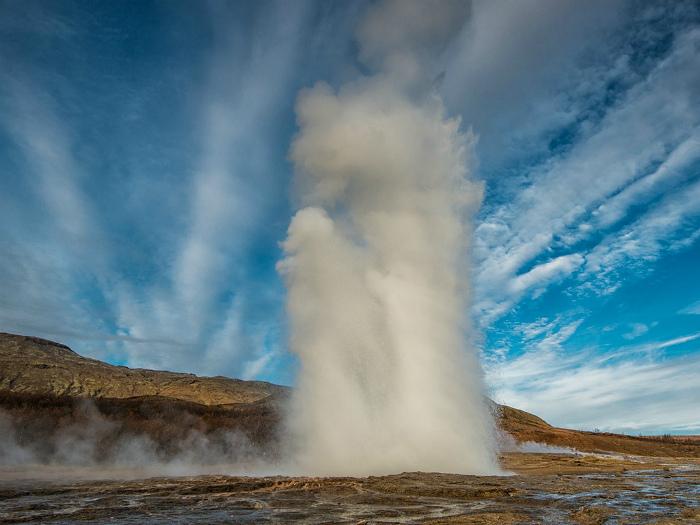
[1,453,699,524]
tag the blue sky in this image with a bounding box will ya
[1,0,699,435]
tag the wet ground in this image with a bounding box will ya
[1,454,698,524]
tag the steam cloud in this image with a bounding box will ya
[278,0,498,476]
[0,398,273,479]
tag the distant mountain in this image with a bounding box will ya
[0,332,287,406]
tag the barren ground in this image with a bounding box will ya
[1,453,699,524]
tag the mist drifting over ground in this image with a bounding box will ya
[278,0,498,476]
[0,394,278,479]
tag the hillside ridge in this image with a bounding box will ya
[2,332,698,458]
[0,332,287,405]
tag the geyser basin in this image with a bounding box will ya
[3,456,698,524]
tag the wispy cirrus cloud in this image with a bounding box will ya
[679,300,700,315]
[0,69,117,344]
[2,89,93,249]
[0,1,322,381]
[487,317,700,433]
[622,323,650,341]
[468,4,700,433]
[581,177,700,293]
[468,11,700,324]
[109,1,318,379]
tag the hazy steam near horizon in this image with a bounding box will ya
[0,398,274,479]
[278,0,498,476]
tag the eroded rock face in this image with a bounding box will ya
[0,333,287,405]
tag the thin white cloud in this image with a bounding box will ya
[509,254,584,297]
[476,252,584,325]
[582,177,700,292]
[592,132,700,230]
[484,317,584,390]
[622,323,649,341]
[653,333,700,349]
[513,317,559,342]
[679,300,700,315]
[0,74,119,347]
[488,325,700,433]
[1,79,100,258]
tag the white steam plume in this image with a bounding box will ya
[278,0,498,476]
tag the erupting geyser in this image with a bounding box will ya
[277,0,498,476]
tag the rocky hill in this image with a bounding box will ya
[497,402,700,457]
[1,332,698,459]
[0,332,287,406]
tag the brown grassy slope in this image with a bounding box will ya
[498,404,700,458]
[0,332,287,405]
